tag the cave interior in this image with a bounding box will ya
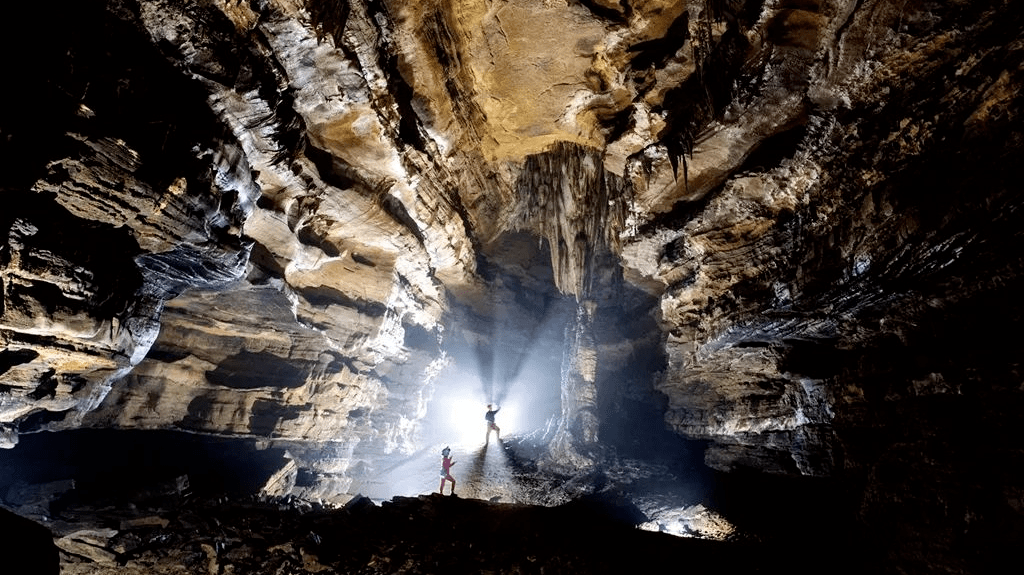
[2,0,1024,573]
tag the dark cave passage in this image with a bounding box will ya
[0,429,289,510]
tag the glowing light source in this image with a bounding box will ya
[423,370,538,450]
[438,393,493,447]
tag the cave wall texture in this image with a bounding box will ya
[2,0,1024,571]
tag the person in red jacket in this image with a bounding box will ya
[439,446,456,495]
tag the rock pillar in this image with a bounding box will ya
[545,300,602,470]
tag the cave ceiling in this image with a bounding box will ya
[2,0,1024,533]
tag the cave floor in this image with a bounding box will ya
[0,430,878,573]
[350,441,520,504]
[44,492,777,575]
[347,436,735,541]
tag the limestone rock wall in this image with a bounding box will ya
[3,0,700,456]
[643,0,1024,478]
[1,1,259,447]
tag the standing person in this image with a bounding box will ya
[485,404,500,445]
[439,446,456,495]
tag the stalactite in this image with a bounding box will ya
[511,142,631,298]
[656,0,752,188]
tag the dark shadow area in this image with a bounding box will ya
[0,507,59,575]
[706,468,867,572]
[205,350,311,389]
[0,429,288,509]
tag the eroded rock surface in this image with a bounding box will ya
[3,1,1024,572]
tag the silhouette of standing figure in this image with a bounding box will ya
[485,404,500,445]
[439,446,456,495]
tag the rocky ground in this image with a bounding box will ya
[2,430,752,573]
[4,422,1017,574]
[4,477,824,575]
[40,493,769,575]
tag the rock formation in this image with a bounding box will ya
[2,0,1023,572]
